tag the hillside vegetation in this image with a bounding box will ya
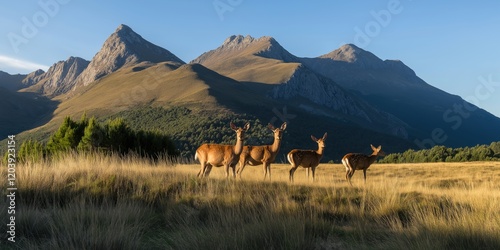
[2,153,499,249]
[10,115,178,163]
[380,143,500,163]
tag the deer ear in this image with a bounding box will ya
[280,122,287,131]
[322,132,327,141]
[243,122,251,131]
[268,123,275,131]
[230,122,237,131]
[311,135,318,142]
[371,144,377,151]
[377,145,382,151]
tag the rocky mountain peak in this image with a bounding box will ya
[22,69,45,86]
[193,35,297,64]
[320,44,385,69]
[29,56,90,96]
[221,35,257,50]
[74,24,184,89]
[114,24,148,46]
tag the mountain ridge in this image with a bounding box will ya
[2,24,499,151]
[22,57,90,97]
[72,24,185,90]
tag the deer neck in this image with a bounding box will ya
[316,146,325,156]
[368,154,379,164]
[271,136,282,153]
[233,137,244,155]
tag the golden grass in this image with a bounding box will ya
[2,154,500,249]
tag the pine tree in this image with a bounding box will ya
[78,117,103,151]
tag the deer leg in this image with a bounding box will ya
[306,168,309,179]
[198,162,206,178]
[363,169,367,184]
[204,164,213,177]
[236,158,245,176]
[289,166,297,182]
[263,163,268,180]
[311,167,316,182]
[224,164,230,178]
[231,163,237,179]
[347,169,355,186]
[266,163,271,181]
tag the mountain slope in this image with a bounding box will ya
[192,35,300,84]
[0,86,56,139]
[193,35,410,137]
[52,61,270,121]
[0,70,31,91]
[73,24,185,90]
[302,44,500,147]
[22,57,90,96]
[5,27,499,155]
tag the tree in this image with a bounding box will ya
[18,140,45,162]
[47,116,79,154]
[78,117,104,151]
[105,118,132,154]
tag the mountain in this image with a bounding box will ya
[21,69,45,87]
[22,57,90,96]
[52,61,257,118]
[4,25,499,157]
[302,44,431,95]
[73,24,185,90]
[193,35,409,137]
[192,35,300,84]
[301,44,500,147]
[0,70,30,91]
[0,86,56,139]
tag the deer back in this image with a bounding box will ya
[288,149,323,168]
[197,143,240,166]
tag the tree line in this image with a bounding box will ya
[379,142,500,163]
[12,115,179,163]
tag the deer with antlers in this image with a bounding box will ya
[287,132,327,182]
[236,122,287,180]
[342,144,386,185]
[195,122,250,178]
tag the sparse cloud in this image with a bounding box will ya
[0,55,49,73]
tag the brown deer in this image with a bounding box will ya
[195,122,250,178]
[236,122,287,180]
[287,132,327,182]
[342,144,386,185]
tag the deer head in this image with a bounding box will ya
[311,132,327,149]
[231,122,250,141]
[268,122,287,141]
[370,144,386,157]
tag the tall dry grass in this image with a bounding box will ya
[1,153,500,249]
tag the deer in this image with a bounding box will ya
[342,144,386,185]
[194,122,250,178]
[287,132,327,182]
[236,122,287,180]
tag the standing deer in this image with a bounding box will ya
[342,144,386,185]
[236,122,287,180]
[195,122,250,178]
[287,132,327,182]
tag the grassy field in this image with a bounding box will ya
[2,154,500,249]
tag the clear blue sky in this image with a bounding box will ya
[1,1,500,117]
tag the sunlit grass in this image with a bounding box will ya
[1,154,499,249]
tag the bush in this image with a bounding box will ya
[380,143,500,163]
[13,115,179,163]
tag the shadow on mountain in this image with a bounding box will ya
[0,88,58,140]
